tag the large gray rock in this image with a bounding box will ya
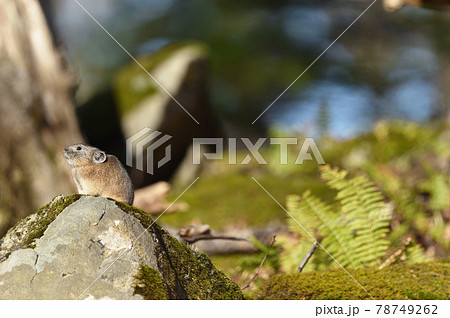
[0,195,243,300]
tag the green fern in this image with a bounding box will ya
[321,166,391,267]
[405,242,429,264]
[285,166,391,269]
[367,164,449,251]
[288,192,361,268]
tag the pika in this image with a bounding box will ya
[64,144,134,205]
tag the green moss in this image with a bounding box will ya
[133,265,169,300]
[24,195,82,247]
[253,261,449,300]
[0,194,82,261]
[115,201,244,299]
[115,200,155,229]
[113,41,208,116]
[160,233,244,299]
[162,171,328,230]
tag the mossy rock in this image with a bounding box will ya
[116,201,244,300]
[0,195,243,299]
[0,194,82,262]
[253,261,449,300]
[133,265,169,300]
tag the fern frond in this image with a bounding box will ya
[286,192,330,234]
[287,190,362,268]
[285,166,392,271]
[405,242,429,264]
[301,192,361,267]
[320,166,391,267]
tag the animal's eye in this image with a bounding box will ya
[76,146,82,151]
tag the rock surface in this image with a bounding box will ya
[0,195,243,300]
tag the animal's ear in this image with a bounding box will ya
[93,151,107,163]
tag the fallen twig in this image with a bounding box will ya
[179,224,250,244]
[297,241,319,273]
[379,237,413,269]
[181,234,250,244]
[241,235,276,290]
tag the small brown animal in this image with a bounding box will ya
[64,144,134,205]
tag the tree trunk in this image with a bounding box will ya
[0,0,84,236]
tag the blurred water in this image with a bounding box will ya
[265,7,442,138]
[267,77,437,139]
[51,0,449,139]
[281,6,331,48]
[267,81,375,138]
